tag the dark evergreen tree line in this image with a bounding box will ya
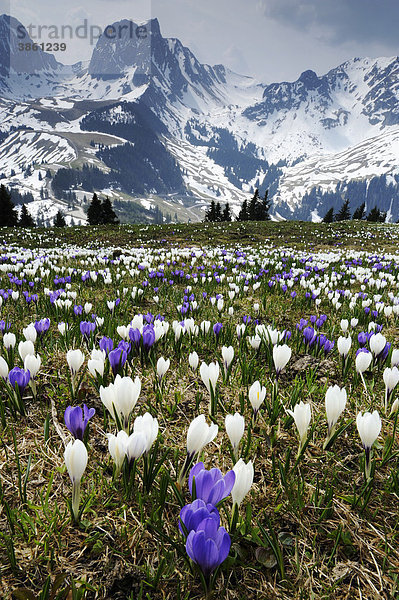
[204,201,232,222]
[323,198,387,223]
[87,193,119,225]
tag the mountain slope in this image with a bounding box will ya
[0,14,398,222]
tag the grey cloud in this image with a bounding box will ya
[261,0,399,47]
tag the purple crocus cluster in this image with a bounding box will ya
[179,462,234,580]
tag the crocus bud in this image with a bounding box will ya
[199,361,219,395]
[157,357,170,380]
[337,336,351,358]
[221,346,234,374]
[369,333,386,357]
[186,414,218,457]
[273,344,291,377]
[231,458,254,507]
[88,358,104,378]
[287,401,311,450]
[391,348,399,368]
[24,353,41,379]
[189,351,199,370]
[325,385,346,438]
[356,410,381,479]
[356,350,372,373]
[248,380,266,414]
[23,324,37,343]
[3,332,16,350]
[340,319,349,333]
[107,430,128,474]
[0,356,8,380]
[66,349,85,376]
[64,438,88,521]
[64,438,88,483]
[383,366,399,411]
[133,412,158,453]
[225,412,245,455]
[356,411,381,450]
[126,431,147,463]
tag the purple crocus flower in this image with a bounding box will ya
[323,340,334,355]
[179,499,220,536]
[129,328,141,349]
[186,518,231,578]
[303,326,316,347]
[34,318,50,337]
[8,367,30,394]
[142,325,155,351]
[108,346,127,375]
[99,336,113,355]
[80,321,96,338]
[358,332,368,347]
[64,404,95,440]
[189,462,235,505]
[0,320,10,333]
[213,323,223,338]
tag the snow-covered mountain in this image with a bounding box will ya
[0,13,399,223]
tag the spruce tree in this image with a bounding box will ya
[87,193,103,225]
[0,184,18,227]
[18,204,35,227]
[366,207,386,223]
[237,199,249,221]
[205,200,217,222]
[335,199,351,221]
[322,207,334,223]
[258,189,271,221]
[352,202,366,220]
[54,210,66,227]
[215,202,222,222]
[222,203,232,222]
[248,189,259,220]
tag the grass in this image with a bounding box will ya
[0,220,399,600]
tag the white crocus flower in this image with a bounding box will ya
[189,351,199,370]
[273,344,291,377]
[133,412,159,453]
[186,414,218,458]
[107,430,128,476]
[383,366,399,412]
[325,385,346,443]
[248,380,266,415]
[64,439,88,521]
[156,357,170,381]
[356,411,382,479]
[231,459,254,507]
[287,401,311,451]
[225,412,245,458]
[221,346,234,375]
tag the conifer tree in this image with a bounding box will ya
[258,189,271,221]
[248,189,260,221]
[18,204,35,227]
[366,207,386,223]
[54,210,66,227]
[205,200,217,222]
[352,202,366,220]
[0,184,18,227]
[101,197,119,224]
[215,202,222,222]
[87,193,103,225]
[222,203,232,222]
[237,199,249,221]
[335,199,351,221]
[322,207,335,223]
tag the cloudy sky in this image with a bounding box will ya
[3,0,399,82]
